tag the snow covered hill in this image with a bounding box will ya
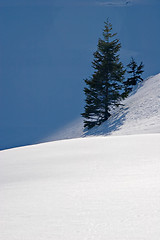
[86,73,160,136]
[48,73,160,140]
[1,73,159,149]
[1,134,160,240]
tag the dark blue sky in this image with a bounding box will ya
[0,0,160,149]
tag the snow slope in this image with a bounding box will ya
[1,134,160,240]
[46,73,160,141]
[86,73,160,136]
[44,117,84,142]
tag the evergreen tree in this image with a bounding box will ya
[124,57,144,94]
[82,20,125,129]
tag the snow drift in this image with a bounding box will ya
[1,134,160,240]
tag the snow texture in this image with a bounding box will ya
[1,134,160,240]
[44,117,84,142]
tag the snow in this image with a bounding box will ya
[1,73,160,239]
[86,73,160,136]
[1,134,160,240]
[45,74,160,140]
[44,117,84,142]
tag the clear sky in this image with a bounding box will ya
[0,0,160,149]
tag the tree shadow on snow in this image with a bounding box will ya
[84,106,129,137]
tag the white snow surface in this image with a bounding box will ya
[1,134,160,240]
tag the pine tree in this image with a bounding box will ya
[82,20,125,129]
[124,57,144,94]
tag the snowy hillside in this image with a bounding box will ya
[48,73,160,140]
[1,134,160,240]
[86,73,160,136]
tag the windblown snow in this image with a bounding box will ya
[0,74,160,240]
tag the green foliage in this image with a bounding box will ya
[124,57,144,95]
[82,20,125,129]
